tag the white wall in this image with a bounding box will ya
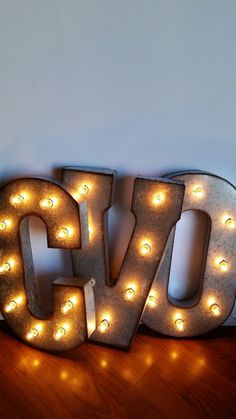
[0,0,235,323]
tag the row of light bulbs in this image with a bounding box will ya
[5,298,75,341]
[26,324,69,341]
[98,300,221,334]
[4,291,222,340]
[8,181,90,209]
[0,185,234,238]
[5,298,75,314]
[0,219,73,241]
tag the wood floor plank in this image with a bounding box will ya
[0,323,235,418]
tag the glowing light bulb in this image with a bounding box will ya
[54,327,66,341]
[147,295,157,308]
[5,295,23,312]
[141,243,151,255]
[193,187,204,198]
[61,301,73,314]
[27,328,39,340]
[175,319,184,331]
[10,194,24,205]
[4,300,17,313]
[0,262,11,274]
[57,228,69,240]
[210,303,221,316]
[152,192,165,205]
[124,288,135,301]
[225,217,234,229]
[0,221,7,231]
[99,319,109,333]
[219,259,229,272]
[40,198,55,209]
[79,184,89,194]
[0,220,11,231]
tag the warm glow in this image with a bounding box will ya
[56,227,73,240]
[54,324,69,341]
[54,327,66,340]
[175,319,184,331]
[218,259,229,272]
[10,194,26,206]
[88,225,94,238]
[210,303,221,316]
[60,371,68,380]
[223,215,235,229]
[32,359,40,367]
[124,288,135,301]
[147,295,157,308]
[61,300,73,314]
[40,197,57,209]
[0,262,11,273]
[0,221,7,231]
[79,184,89,194]
[140,242,152,255]
[192,186,204,199]
[99,319,109,333]
[4,300,17,313]
[100,359,108,368]
[152,192,165,205]
[15,295,23,304]
[26,324,42,341]
[70,295,78,305]
[5,295,23,312]
[0,259,14,274]
[0,219,11,231]
[171,351,178,360]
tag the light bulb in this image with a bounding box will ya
[210,304,221,316]
[175,319,184,331]
[0,221,7,231]
[0,220,11,231]
[152,192,165,205]
[61,301,73,314]
[219,259,229,272]
[54,327,66,340]
[79,184,89,194]
[225,217,234,229]
[40,198,55,209]
[124,288,135,301]
[141,243,151,255]
[10,194,24,205]
[193,187,204,198]
[27,328,39,340]
[99,319,109,333]
[0,262,11,274]
[57,228,69,240]
[147,295,157,308]
[4,300,17,313]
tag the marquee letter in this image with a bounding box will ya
[142,171,236,336]
[63,167,185,348]
[0,178,95,351]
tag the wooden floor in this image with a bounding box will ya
[0,323,235,419]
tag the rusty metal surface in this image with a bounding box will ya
[0,177,94,351]
[142,171,236,336]
[63,167,185,348]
